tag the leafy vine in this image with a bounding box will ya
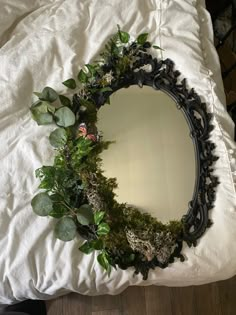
[31,26,184,280]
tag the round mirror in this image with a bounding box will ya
[98,86,196,222]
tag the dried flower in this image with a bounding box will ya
[78,123,87,137]
[78,88,89,100]
[100,70,114,86]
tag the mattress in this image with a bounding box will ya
[0,0,236,304]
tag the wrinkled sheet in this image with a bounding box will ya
[0,0,236,304]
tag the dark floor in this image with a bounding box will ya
[46,275,236,315]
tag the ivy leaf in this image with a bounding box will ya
[31,192,53,216]
[62,78,76,89]
[49,128,67,148]
[59,95,71,107]
[97,252,111,275]
[94,211,105,225]
[137,33,149,45]
[78,69,88,83]
[97,223,110,236]
[91,239,104,250]
[118,30,130,43]
[79,239,104,254]
[39,87,58,103]
[35,166,56,190]
[54,106,76,127]
[54,217,77,242]
[85,64,96,76]
[79,241,95,254]
[74,137,93,159]
[76,204,94,225]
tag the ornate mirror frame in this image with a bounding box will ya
[31,28,219,279]
[87,55,219,247]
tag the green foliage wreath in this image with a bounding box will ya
[30,26,184,280]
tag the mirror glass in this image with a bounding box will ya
[97,86,196,222]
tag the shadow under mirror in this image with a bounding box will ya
[97,86,196,222]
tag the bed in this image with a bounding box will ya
[0,0,236,305]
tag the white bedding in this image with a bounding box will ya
[0,0,236,304]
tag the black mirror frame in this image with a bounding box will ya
[90,56,219,248]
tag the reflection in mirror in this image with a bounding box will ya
[97,86,196,222]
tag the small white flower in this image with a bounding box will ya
[102,70,114,85]
[78,88,88,99]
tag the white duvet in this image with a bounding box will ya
[0,0,236,304]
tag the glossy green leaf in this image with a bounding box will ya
[54,217,77,242]
[39,87,58,103]
[137,33,149,45]
[118,30,130,43]
[79,241,95,254]
[54,106,76,127]
[97,223,110,236]
[94,211,105,225]
[59,95,71,107]
[85,64,96,76]
[49,128,67,148]
[31,192,53,216]
[92,239,104,250]
[78,69,88,83]
[62,78,76,89]
[97,252,111,275]
[76,204,94,225]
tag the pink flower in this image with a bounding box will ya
[78,123,87,137]
[86,134,97,142]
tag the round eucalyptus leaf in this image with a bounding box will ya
[76,204,94,225]
[39,87,58,103]
[54,106,75,127]
[34,113,54,125]
[49,128,67,148]
[31,192,53,216]
[31,102,54,125]
[54,217,77,242]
